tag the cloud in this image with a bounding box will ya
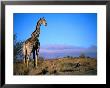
[39,44,97,58]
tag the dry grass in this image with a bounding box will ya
[14,58,97,75]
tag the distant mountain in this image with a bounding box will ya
[39,44,97,59]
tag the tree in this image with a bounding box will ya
[79,53,86,58]
[67,56,70,58]
[14,34,23,61]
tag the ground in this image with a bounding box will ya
[14,57,97,75]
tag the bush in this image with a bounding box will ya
[79,53,86,58]
[59,63,74,72]
[38,57,44,65]
[14,34,24,62]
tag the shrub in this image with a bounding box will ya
[38,57,44,66]
[79,53,86,58]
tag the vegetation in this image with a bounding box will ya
[14,34,24,61]
[14,56,97,75]
[79,53,86,58]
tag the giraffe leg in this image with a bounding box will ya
[23,57,25,64]
[33,50,36,67]
[26,56,29,68]
[35,42,40,68]
[23,55,26,64]
[35,52,38,68]
[35,55,38,68]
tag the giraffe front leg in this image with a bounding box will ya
[35,55,38,68]
[33,50,36,67]
[35,52,38,68]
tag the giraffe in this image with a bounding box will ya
[22,17,47,68]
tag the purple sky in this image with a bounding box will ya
[39,44,97,59]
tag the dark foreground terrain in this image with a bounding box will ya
[14,58,97,75]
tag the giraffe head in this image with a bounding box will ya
[31,17,47,38]
[39,17,47,26]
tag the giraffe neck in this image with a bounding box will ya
[35,22,41,36]
[36,21,41,29]
[31,21,41,38]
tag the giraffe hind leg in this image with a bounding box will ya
[23,55,26,64]
[23,57,25,64]
[26,55,29,68]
